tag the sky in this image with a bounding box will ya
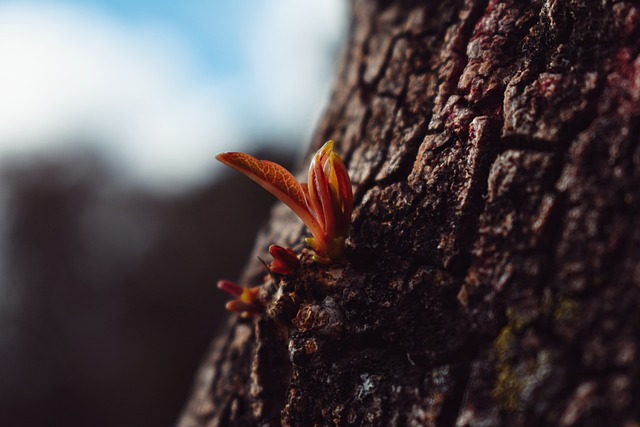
[0,0,348,191]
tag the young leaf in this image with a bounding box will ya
[216,141,353,264]
[216,152,322,237]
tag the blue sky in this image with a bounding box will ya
[63,1,253,75]
[0,0,348,191]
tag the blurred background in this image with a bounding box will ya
[0,1,347,425]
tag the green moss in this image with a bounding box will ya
[433,270,446,286]
[553,298,580,323]
[506,306,534,332]
[491,324,557,413]
[492,363,522,412]
[491,326,523,411]
[494,326,515,360]
[541,291,554,317]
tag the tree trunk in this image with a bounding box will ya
[178,0,640,425]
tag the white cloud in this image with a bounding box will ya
[0,1,348,191]
[0,3,242,191]
[245,0,348,141]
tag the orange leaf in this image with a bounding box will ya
[216,152,322,237]
[330,152,353,234]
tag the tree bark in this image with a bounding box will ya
[178,0,640,425]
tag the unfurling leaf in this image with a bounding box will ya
[216,140,354,264]
[215,152,322,239]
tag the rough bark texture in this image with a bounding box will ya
[178,1,640,425]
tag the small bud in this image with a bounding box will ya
[217,280,263,318]
[269,245,300,275]
[306,141,353,263]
